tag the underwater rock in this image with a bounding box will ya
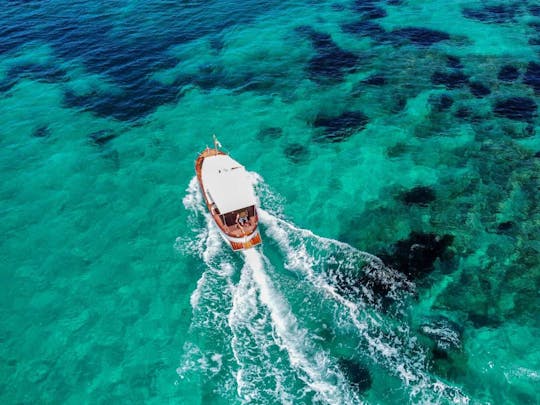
[431,71,470,89]
[2,0,280,116]
[0,17,30,55]
[353,264,415,305]
[362,74,387,86]
[391,94,408,113]
[308,45,358,82]
[467,312,502,328]
[1,63,68,92]
[432,347,449,359]
[462,4,520,24]
[496,220,515,233]
[297,26,359,82]
[523,61,540,94]
[379,232,454,279]
[524,124,535,137]
[534,151,540,158]
[418,315,467,378]
[528,21,540,44]
[469,81,491,98]
[39,18,181,122]
[257,127,283,140]
[365,8,387,20]
[8,63,68,84]
[297,26,350,56]
[32,126,50,138]
[89,129,116,146]
[313,111,369,143]
[402,186,436,206]
[338,358,372,392]
[323,252,378,300]
[430,93,454,112]
[386,142,410,158]
[530,5,540,17]
[454,106,478,122]
[329,265,360,297]
[493,97,538,122]
[498,65,520,82]
[454,106,472,119]
[502,122,536,139]
[529,37,540,46]
[284,143,309,163]
[341,20,386,38]
[352,0,387,19]
[446,55,463,69]
[420,316,462,353]
[0,78,15,93]
[529,21,540,33]
[527,124,538,138]
[356,274,391,300]
[64,80,180,122]
[329,238,415,306]
[187,63,226,90]
[389,27,450,47]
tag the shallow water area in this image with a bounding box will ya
[1,0,539,404]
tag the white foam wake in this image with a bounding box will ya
[242,248,360,405]
[178,177,358,404]
[176,177,236,397]
[180,177,231,313]
[178,174,469,404]
[227,259,299,404]
[258,208,470,404]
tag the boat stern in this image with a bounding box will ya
[229,230,262,251]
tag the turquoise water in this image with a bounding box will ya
[1,0,539,403]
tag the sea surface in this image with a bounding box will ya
[1,0,539,404]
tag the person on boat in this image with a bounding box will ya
[236,211,250,227]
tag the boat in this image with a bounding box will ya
[195,136,262,251]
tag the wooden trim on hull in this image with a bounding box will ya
[229,231,262,251]
[195,147,262,251]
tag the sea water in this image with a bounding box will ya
[1,0,539,403]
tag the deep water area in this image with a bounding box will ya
[1,0,539,404]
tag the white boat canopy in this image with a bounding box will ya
[201,154,256,214]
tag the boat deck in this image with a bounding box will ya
[222,218,257,238]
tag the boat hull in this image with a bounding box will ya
[217,227,262,251]
[195,148,262,251]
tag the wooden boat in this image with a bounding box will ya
[195,136,262,251]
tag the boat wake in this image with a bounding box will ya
[176,175,469,404]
